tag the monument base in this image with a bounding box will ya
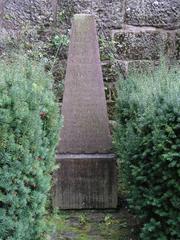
[53,154,118,209]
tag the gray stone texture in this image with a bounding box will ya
[58,14,112,154]
[54,154,117,209]
[0,0,179,66]
[102,61,120,82]
[175,31,180,60]
[1,0,54,30]
[125,0,180,30]
[58,0,125,29]
[113,28,171,60]
[128,60,157,70]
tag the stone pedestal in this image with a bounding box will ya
[54,14,117,209]
[54,154,117,209]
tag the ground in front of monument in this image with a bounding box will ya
[48,207,138,240]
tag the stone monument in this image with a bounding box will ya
[54,14,117,209]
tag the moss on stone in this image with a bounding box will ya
[48,210,138,240]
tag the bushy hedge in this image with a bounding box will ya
[0,55,61,240]
[114,62,180,239]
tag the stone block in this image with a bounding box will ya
[125,0,180,30]
[91,0,125,29]
[127,60,159,73]
[58,0,125,29]
[113,28,170,60]
[175,31,180,60]
[1,0,54,30]
[54,154,117,209]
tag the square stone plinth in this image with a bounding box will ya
[53,154,118,209]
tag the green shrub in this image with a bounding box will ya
[0,55,61,240]
[114,61,180,239]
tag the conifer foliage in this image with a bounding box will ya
[114,62,180,239]
[0,55,61,240]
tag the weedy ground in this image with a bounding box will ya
[48,208,138,240]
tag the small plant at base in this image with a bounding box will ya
[58,10,67,24]
[104,214,113,226]
[79,213,88,226]
[52,34,69,50]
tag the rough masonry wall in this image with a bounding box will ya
[0,0,180,118]
[62,0,180,64]
[0,0,56,29]
[57,0,180,118]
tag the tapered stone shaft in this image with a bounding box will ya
[57,14,112,154]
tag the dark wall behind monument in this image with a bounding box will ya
[0,0,179,119]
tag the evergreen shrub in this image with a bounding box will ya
[114,62,180,239]
[0,55,61,240]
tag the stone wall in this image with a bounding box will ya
[0,0,180,119]
[57,0,180,118]
[0,0,56,29]
[60,0,179,66]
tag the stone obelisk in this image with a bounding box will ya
[54,14,117,209]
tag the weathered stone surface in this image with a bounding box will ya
[91,0,125,29]
[125,0,180,30]
[113,28,170,60]
[0,0,4,17]
[1,0,55,30]
[175,31,180,60]
[102,61,120,82]
[58,14,112,154]
[54,154,117,209]
[58,0,125,29]
[128,60,159,73]
[55,15,117,210]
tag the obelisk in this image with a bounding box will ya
[54,14,117,209]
